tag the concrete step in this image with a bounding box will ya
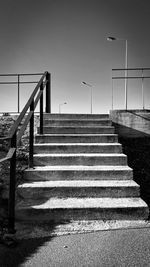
[33,153,127,166]
[18,180,140,200]
[24,165,133,181]
[43,113,109,120]
[34,143,122,154]
[37,126,115,134]
[35,134,118,144]
[43,119,112,127]
[16,197,149,221]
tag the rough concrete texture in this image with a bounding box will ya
[37,126,115,134]
[44,119,112,126]
[33,153,127,166]
[34,143,122,154]
[43,113,109,120]
[35,134,118,143]
[14,220,150,240]
[24,165,133,181]
[16,197,148,221]
[18,180,140,199]
[110,109,150,138]
[16,113,149,227]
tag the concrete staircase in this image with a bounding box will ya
[16,114,149,222]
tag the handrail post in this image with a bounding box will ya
[125,40,128,110]
[29,100,34,168]
[8,132,17,233]
[18,75,20,113]
[112,75,114,110]
[40,83,43,134]
[142,69,144,109]
[46,72,51,113]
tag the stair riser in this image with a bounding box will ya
[18,186,140,200]
[16,207,149,222]
[24,169,133,181]
[34,145,122,154]
[17,112,149,223]
[43,114,109,120]
[37,127,114,134]
[43,120,112,126]
[35,135,118,143]
[33,156,127,166]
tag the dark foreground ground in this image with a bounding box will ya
[120,137,150,209]
[0,227,150,267]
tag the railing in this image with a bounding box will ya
[0,73,49,113]
[0,71,51,233]
[112,68,150,110]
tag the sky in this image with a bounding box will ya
[0,0,150,113]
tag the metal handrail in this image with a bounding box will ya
[0,71,51,233]
[0,73,44,76]
[0,82,38,84]
[112,68,150,71]
[112,68,150,110]
[112,76,150,79]
[0,148,16,163]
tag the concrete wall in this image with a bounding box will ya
[109,110,150,138]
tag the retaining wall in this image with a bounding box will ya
[110,109,150,138]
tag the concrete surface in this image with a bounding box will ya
[16,197,149,221]
[1,226,150,267]
[44,119,112,126]
[37,126,115,134]
[43,113,109,120]
[18,113,148,225]
[35,134,118,143]
[24,165,133,181]
[34,143,122,154]
[33,153,127,166]
[110,109,150,138]
[18,180,140,199]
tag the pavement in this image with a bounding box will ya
[1,222,150,266]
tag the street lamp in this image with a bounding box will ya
[59,102,67,113]
[107,36,128,109]
[82,81,93,114]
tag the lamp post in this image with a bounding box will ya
[82,81,93,114]
[107,36,128,110]
[59,102,67,113]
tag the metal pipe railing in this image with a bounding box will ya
[112,68,150,110]
[0,71,51,233]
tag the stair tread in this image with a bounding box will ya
[42,126,114,128]
[44,118,110,121]
[26,165,132,171]
[43,118,110,121]
[17,197,147,209]
[17,113,149,221]
[34,143,121,146]
[36,134,117,136]
[34,153,127,157]
[18,180,139,188]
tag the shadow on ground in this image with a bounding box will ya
[0,219,70,267]
[119,136,150,210]
[0,235,52,267]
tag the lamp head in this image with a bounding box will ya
[107,36,117,41]
[82,81,92,87]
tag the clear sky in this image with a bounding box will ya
[0,0,150,113]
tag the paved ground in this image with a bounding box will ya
[1,226,150,267]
